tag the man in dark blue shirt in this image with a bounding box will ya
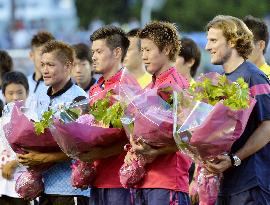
[205,15,270,205]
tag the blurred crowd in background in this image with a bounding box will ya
[0,0,269,77]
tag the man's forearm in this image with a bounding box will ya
[98,140,128,159]
[46,152,69,163]
[236,121,270,160]
[153,144,178,156]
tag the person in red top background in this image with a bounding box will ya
[128,21,192,205]
[78,25,133,205]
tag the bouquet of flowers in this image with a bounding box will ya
[173,72,256,205]
[49,87,129,189]
[49,69,140,189]
[2,101,59,200]
[119,84,177,188]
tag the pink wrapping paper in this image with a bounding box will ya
[124,88,175,146]
[15,170,44,200]
[3,104,59,200]
[119,88,175,188]
[51,119,126,158]
[179,99,256,160]
[71,160,96,189]
[175,91,256,205]
[3,105,59,154]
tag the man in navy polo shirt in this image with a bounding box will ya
[205,15,270,205]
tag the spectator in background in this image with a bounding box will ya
[175,38,201,83]
[0,71,30,205]
[124,28,152,88]
[0,100,3,117]
[243,15,270,79]
[176,39,201,205]
[28,31,55,102]
[72,43,96,94]
[0,50,13,102]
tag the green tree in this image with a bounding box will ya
[75,0,140,29]
[75,0,269,31]
[152,0,270,31]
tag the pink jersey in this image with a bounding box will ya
[90,70,136,188]
[138,67,191,192]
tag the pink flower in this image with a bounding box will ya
[76,114,95,126]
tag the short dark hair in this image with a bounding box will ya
[179,38,201,77]
[42,40,74,65]
[243,15,269,54]
[90,25,130,62]
[73,43,92,64]
[0,50,13,79]
[0,99,3,117]
[2,71,29,94]
[31,31,55,48]
[138,21,180,61]
[127,28,141,37]
[127,28,141,50]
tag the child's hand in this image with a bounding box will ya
[2,160,18,180]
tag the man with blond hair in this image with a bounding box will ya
[205,15,270,205]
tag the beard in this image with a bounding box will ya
[212,50,232,65]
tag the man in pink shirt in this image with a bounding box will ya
[78,25,133,205]
[128,21,191,205]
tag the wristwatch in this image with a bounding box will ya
[229,153,241,167]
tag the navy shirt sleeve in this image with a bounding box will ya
[249,72,270,122]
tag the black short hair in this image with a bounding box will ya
[31,31,55,48]
[73,43,92,64]
[179,38,201,77]
[243,15,269,54]
[127,28,141,50]
[2,71,29,94]
[0,99,3,117]
[0,50,13,79]
[90,25,130,62]
[127,28,141,37]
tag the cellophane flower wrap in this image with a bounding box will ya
[2,101,59,200]
[119,83,177,188]
[50,70,138,189]
[173,72,256,205]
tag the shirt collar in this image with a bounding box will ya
[96,69,123,90]
[47,79,73,99]
[75,78,96,92]
[84,78,96,92]
[32,72,44,82]
[152,67,175,87]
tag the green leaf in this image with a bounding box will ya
[190,75,249,110]
[89,90,124,128]
[34,109,55,135]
